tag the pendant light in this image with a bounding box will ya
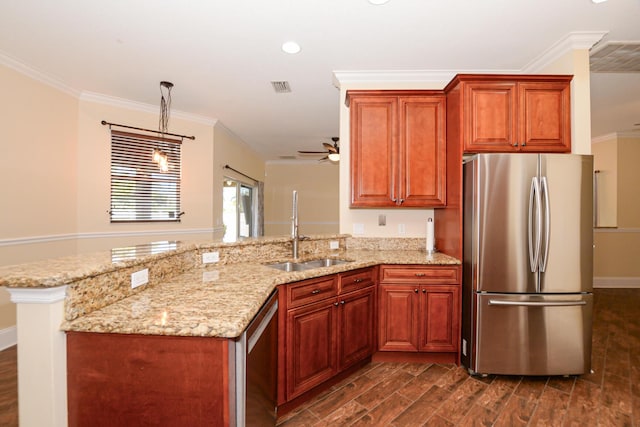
[153,81,173,172]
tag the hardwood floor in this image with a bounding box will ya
[0,344,17,427]
[0,289,637,426]
[277,289,640,426]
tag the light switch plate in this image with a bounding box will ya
[131,268,149,289]
[378,214,386,226]
[202,252,220,264]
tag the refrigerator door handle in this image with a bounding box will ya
[528,177,542,274]
[540,176,550,273]
[488,299,587,307]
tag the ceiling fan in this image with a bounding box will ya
[297,137,340,162]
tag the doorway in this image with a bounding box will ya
[223,178,256,241]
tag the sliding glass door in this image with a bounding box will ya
[223,178,256,241]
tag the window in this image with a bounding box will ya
[110,131,182,222]
[223,178,256,240]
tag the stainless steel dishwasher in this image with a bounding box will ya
[230,289,278,426]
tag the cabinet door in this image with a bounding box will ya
[286,300,337,400]
[399,96,447,207]
[378,285,419,351]
[418,285,459,352]
[518,82,571,152]
[338,286,376,370]
[463,82,517,152]
[350,96,398,207]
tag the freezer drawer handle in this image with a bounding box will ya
[488,299,587,307]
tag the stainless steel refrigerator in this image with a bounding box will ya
[461,153,593,376]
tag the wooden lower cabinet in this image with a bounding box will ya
[280,268,376,403]
[419,285,459,352]
[378,265,461,355]
[286,298,338,399]
[66,332,231,427]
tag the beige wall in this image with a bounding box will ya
[592,137,618,227]
[264,161,339,236]
[0,65,79,262]
[617,136,640,228]
[592,134,640,281]
[0,64,79,331]
[214,124,266,238]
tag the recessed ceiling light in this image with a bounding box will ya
[281,41,301,54]
[368,0,390,4]
[591,0,607,3]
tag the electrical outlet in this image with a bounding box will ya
[202,252,220,264]
[329,240,340,250]
[398,223,406,235]
[353,223,365,235]
[202,270,220,282]
[131,268,149,289]
[378,214,386,226]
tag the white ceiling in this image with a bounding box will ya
[1,0,639,159]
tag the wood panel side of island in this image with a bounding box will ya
[67,332,231,427]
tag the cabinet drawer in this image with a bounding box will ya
[380,265,459,284]
[287,276,339,308]
[340,267,376,293]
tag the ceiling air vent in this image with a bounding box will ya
[271,81,292,93]
[590,41,640,72]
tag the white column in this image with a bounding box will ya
[7,286,67,427]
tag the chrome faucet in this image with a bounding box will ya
[291,190,300,259]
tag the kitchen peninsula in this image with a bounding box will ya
[1,235,460,426]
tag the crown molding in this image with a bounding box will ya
[522,31,609,73]
[0,50,218,126]
[0,50,80,98]
[80,91,218,126]
[332,70,457,87]
[591,131,640,143]
[333,32,610,87]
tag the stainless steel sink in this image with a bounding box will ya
[265,258,352,272]
[265,261,309,272]
[298,258,351,268]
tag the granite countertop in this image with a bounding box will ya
[60,249,460,339]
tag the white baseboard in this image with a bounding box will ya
[593,277,640,288]
[0,326,17,350]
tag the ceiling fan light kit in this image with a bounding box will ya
[297,137,340,162]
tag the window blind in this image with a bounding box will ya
[110,130,182,222]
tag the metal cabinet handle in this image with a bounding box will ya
[353,278,364,283]
[415,273,426,277]
[488,300,587,307]
[422,289,427,293]
[311,289,320,294]
[522,142,526,146]
[333,302,339,306]
[414,289,419,293]
[340,300,345,305]
[399,198,404,204]
[513,142,519,147]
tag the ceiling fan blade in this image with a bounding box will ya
[322,143,336,151]
[319,156,329,162]
[298,150,327,154]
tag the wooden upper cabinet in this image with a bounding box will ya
[348,91,446,208]
[449,75,572,153]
